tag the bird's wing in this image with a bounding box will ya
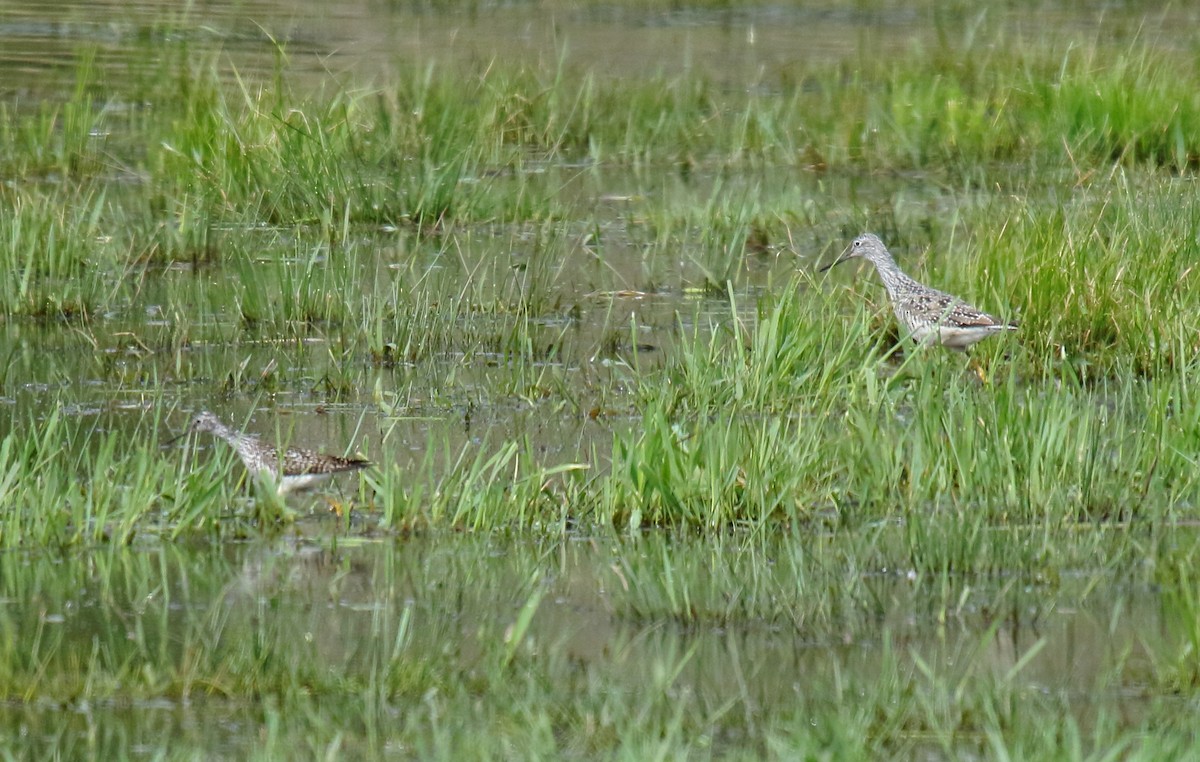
[913,289,1009,328]
[283,447,370,474]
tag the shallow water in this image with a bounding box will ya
[2,0,1195,99]
[0,1,976,98]
[0,531,1186,754]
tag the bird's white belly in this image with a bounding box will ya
[898,313,993,350]
[256,469,334,496]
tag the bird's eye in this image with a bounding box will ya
[853,238,864,248]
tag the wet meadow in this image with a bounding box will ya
[2,0,1200,757]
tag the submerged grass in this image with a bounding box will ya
[0,532,1195,758]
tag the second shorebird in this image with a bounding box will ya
[170,411,370,496]
[820,233,1017,351]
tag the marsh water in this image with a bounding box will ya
[2,0,1198,755]
[7,531,1192,754]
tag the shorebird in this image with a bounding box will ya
[169,411,370,496]
[820,233,1017,350]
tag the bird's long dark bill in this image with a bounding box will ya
[164,430,190,445]
[818,252,853,273]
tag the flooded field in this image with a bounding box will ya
[2,0,1200,757]
[5,530,1197,757]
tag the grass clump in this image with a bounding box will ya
[0,191,111,318]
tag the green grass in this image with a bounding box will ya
[5,36,1199,376]
[1,531,1196,758]
[2,2,1200,758]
